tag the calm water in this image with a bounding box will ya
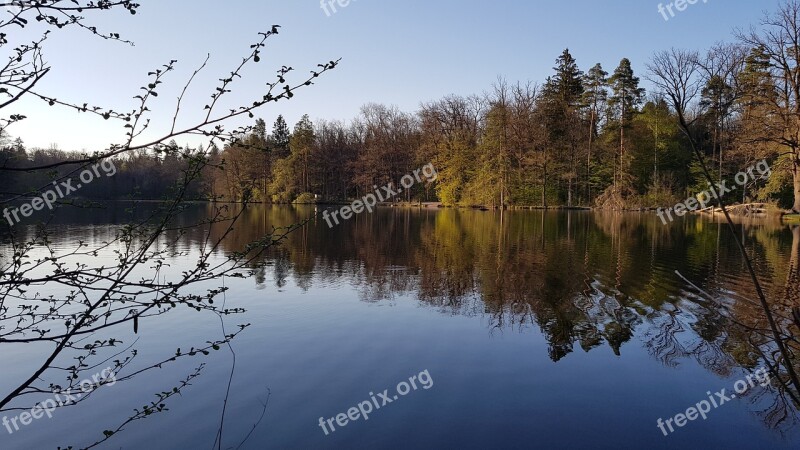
[1,205,799,449]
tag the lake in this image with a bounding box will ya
[1,205,799,449]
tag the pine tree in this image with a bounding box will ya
[541,49,585,206]
[700,75,735,179]
[12,137,25,155]
[582,63,608,201]
[547,49,584,106]
[608,58,645,190]
[271,115,291,159]
[254,118,267,142]
[291,115,315,194]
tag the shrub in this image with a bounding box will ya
[293,192,317,204]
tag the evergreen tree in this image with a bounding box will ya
[608,58,645,189]
[541,49,585,206]
[582,63,608,201]
[738,46,775,113]
[270,115,315,201]
[12,137,25,155]
[546,49,584,105]
[254,118,268,142]
[271,115,291,159]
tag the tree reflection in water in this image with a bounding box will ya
[199,205,800,431]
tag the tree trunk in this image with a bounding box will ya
[620,117,625,183]
[568,178,573,207]
[654,119,658,182]
[500,172,505,208]
[793,156,800,212]
[542,161,548,209]
[587,110,594,202]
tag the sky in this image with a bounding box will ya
[4,0,784,152]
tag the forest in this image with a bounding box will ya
[2,10,800,212]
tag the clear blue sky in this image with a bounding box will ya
[6,0,781,151]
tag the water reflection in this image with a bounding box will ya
[13,204,800,435]
[207,206,800,431]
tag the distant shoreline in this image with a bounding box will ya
[4,197,795,221]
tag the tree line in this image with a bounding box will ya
[3,2,800,212]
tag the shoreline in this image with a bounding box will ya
[6,197,796,222]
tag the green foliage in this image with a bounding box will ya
[271,115,291,158]
[269,154,300,203]
[545,49,584,106]
[293,192,316,204]
[761,154,795,208]
[17,42,797,211]
[640,175,681,208]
